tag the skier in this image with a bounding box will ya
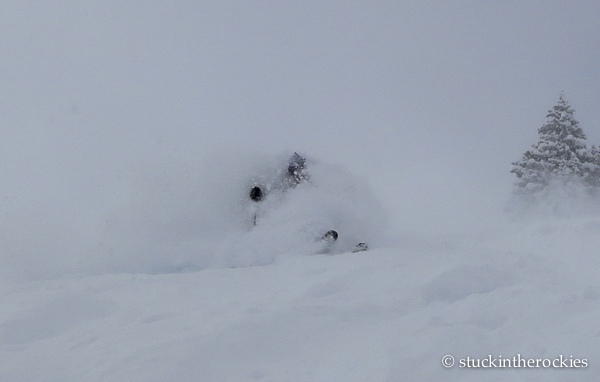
[247,152,367,252]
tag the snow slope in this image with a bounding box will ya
[1,152,600,381]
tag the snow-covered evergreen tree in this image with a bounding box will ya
[511,94,600,195]
[587,144,600,190]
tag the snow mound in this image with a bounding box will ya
[422,265,514,303]
[3,214,600,381]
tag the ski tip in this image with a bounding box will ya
[352,242,368,252]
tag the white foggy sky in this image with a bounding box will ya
[1,1,599,231]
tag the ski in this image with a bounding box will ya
[352,242,369,252]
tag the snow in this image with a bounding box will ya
[1,151,600,381]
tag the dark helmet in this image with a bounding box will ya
[249,186,263,202]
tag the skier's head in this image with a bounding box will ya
[287,152,306,176]
[249,186,263,202]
